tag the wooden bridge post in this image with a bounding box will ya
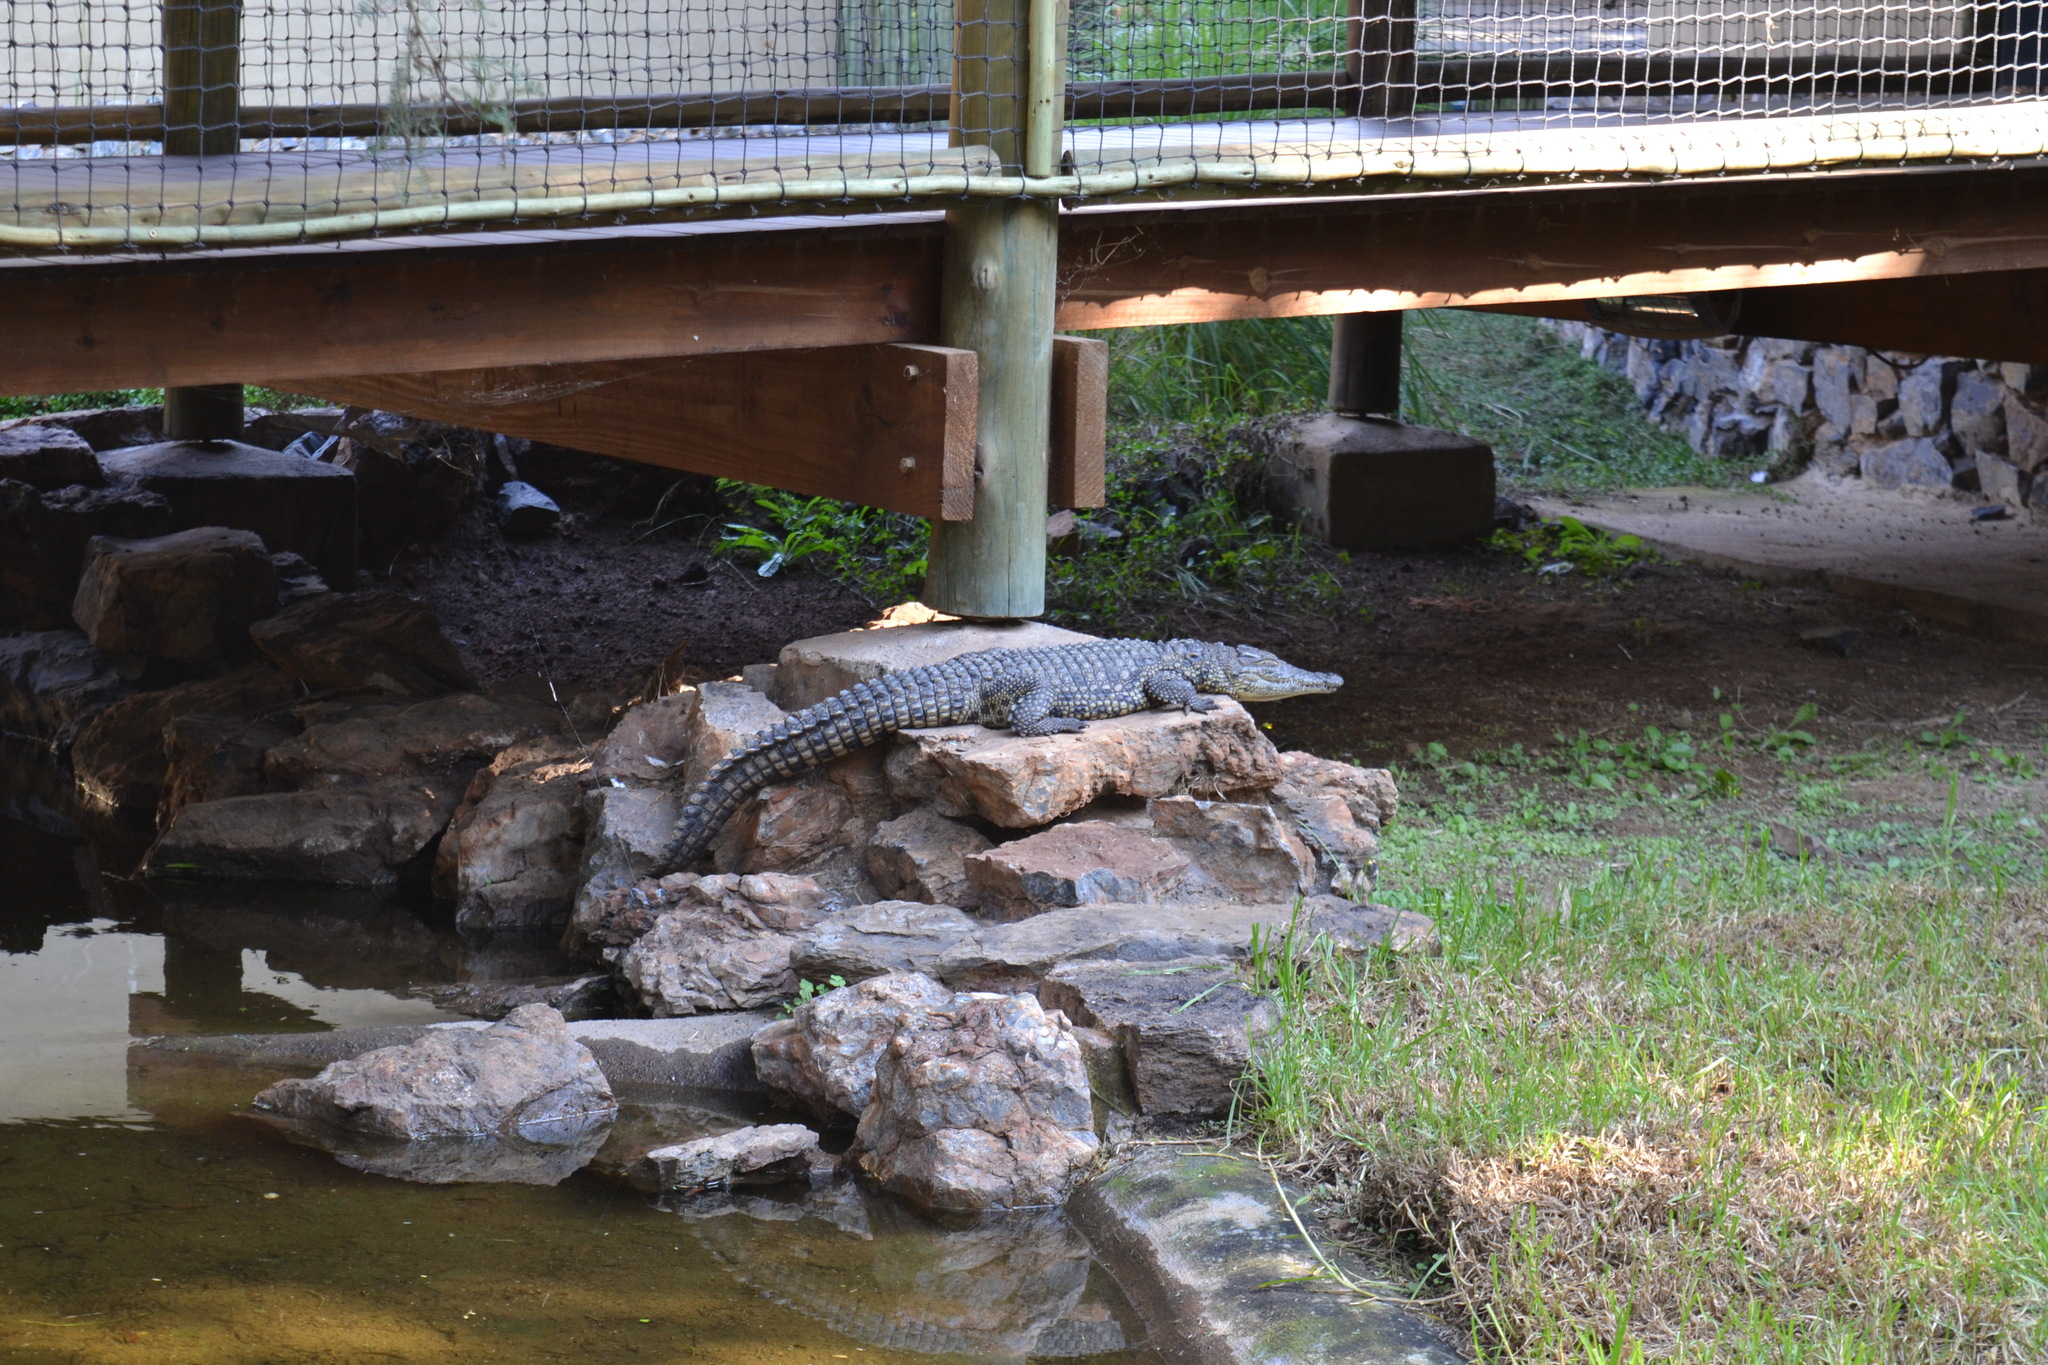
[922,0,1064,619]
[161,0,245,441]
[1328,311,1403,416]
[1346,0,1419,120]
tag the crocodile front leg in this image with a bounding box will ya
[982,674,1088,736]
[1143,669,1219,714]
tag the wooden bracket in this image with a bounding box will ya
[293,343,979,521]
[1050,334,1107,509]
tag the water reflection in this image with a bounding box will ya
[679,1183,1140,1358]
[260,1111,616,1185]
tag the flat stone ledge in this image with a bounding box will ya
[1069,1148,1465,1365]
[772,619,1097,712]
[137,1011,776,1094]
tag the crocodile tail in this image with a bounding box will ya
[663,672,975,867]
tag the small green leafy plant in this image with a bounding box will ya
[783,974,847,1015]
[1491,516,1652,579]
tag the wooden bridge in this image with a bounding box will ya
[5,0,2047,617]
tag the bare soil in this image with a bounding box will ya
[395,470,2048,777]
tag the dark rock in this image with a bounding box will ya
[146,784,469,883]
[262,691,547,788]
[1810,347,1862,431]
[250,590,476,696]
[269,550,328,605]
[751,971,954,1121]
[1148,796,1320,902]
[434,734,592,934]
[100,440,357,588]
[1763,821,1836,863]
[252,1003,616,1139]
[612,872,834,1016]
[1798,626,1861,659]
[242,409,346,453]
[0,424,101,489]
[0,478,174,630]
[71,527,278,664]
[588,688,699,787]
[2005,392,2048,474]
[0,629,128,740]
[1898,359,1962,438]
[964,821,1191,919]
[1849,393,1902,439]
[1978,453,2030,509]
[1068,1150,1463,1365]
[851,990,1098,1212]
[1039,959,1278,1118]
[1951,370,2009,456]
[625,1124,834,1193]
[1707,409,1772,458]
[412,973,617,1021]
[0,405,163,453]
[865,807,992,905]
[71,663,300,813]
[495,480,562,538]
[790,900,977,984]
[1859,438,1954,491]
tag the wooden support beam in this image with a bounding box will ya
[1050,335,1107,508]
[160,0,245,437]
[1055,162,2048,328]
[1470,271,2048,365]
[0,219,943,397]
[292,344,978,520]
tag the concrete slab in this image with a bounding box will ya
[1532,472,2048,643]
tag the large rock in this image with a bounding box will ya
[1069,1151,1463,1365]
[790,900,978,984]
[965,821,1192,919]
[625,1124,834,1194]
[0,424,101,490]
[0,478,174,630]
[434,735,592,933]
[415,974,616,1022]
[1951,369,2008,457]
[936,898,1437,991]
[771,619,1097,712]
[99,439,357,587]
[1148,796,1319,902]
[866,807,991,904]
[1859,437,1955,491]
[614,873,834,1016]
[250,590,475,696]
[0,629,128,740]
[564,784,686,950]
[570,866,841,957]
[852,990,1099,1212]
[263,691,542,788]
[589,688,700,787]
[885,698,1281,829]
[71,663,301,813]
[1039,960,1278,1118]
[252,1004,616,1140]
[751,971,954,1121]
[71,527,278,664]
[0,405,161,453]
[1269,751,1394,890]
[2007,391,2048,474]
[710,770,861,875]
[145,783,467,883]
[683,679,789,789]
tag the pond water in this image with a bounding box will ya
[0,745,1157,1365]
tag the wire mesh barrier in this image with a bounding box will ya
[3,0,2045,250]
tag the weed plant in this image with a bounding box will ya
[1246,711,2048,1363]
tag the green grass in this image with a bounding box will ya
[0,385,322,422]
[1245,720,2048,1363]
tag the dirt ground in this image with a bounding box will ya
[394,471,2048,788]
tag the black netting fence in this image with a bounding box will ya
[4,0,2044,249]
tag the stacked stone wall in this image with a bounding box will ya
[1545,319,2048,509]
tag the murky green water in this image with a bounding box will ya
[0,748,1155,1365]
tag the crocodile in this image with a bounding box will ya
[663,637,1342,868]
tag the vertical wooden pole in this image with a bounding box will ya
[1328,311,1404,416]
[1346,0,1418,120]
[924,0,1063,618]
[163,0,245,441]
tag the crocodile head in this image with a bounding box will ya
[1199,642,1343,701]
